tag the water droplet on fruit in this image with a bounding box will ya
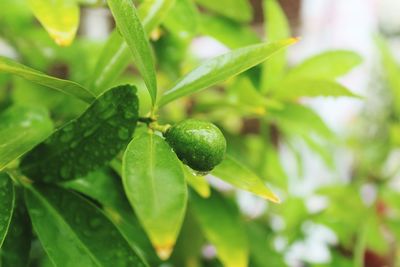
[89,218,102,229]
[190,168,209,176]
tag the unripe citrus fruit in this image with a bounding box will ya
[165,119,226,172]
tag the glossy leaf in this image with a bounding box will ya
[28,0,79,46]
[159,38,298,106]
[25,184,148,267]
[0,106,53,171]
[123,133,187,259]
[211,155,280,203]
[261,0,290,92]
[0,190,32,267]
[89,0,175,95]
[285,50,363,80]
[195,0,252,23]
[191,190,249,267]
[20,85,139,182]
[182,164,210,198]
[0,173,14,248]
[63,169,160,265]
[0,56,95,103]
[107,0,157,105]
[273,79,358,99]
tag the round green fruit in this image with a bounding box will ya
[165,119,227,172]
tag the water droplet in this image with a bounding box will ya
[70,140,79,148]
[60,131,74,142]
[98,135,108,144]
[191,169,209,176]
[124,110,135,119]
[100,107,115,120]
[60,166,71,179]
[89,218,102,229]
[83,127,96,137]
[118,128,130,140]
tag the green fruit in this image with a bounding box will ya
[165,119,227,172]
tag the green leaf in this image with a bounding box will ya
[285,50,362,81]
[376,36,400,115]
[0,190,32,267]
[163,0,198,38]
[246,222,285,267]
[199,14,260,49]
[211,155,280,203]
[107,0,158,105]
[20,85,139,182]
[270,103,333,139]
[273,79,358,100]
[62,169,160,265]
[182,164,210,198]
[140,0,176,33]
[25,184,148,267]
[159,38,298,106]
[89,0,175,95]
[122,133,187,260]
[0,106,53,171]
[261,0,291,92]
[27,0,80,46]
[195,0,253,23]
[0,173,14,248]
[191,190,249,267]
[0,56,95,103]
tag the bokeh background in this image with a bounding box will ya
[2,0,400,266]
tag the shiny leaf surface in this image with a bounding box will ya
[27,0,79,46]
[123,133,187,259]
[0,56,95,103]
[159,38,298,106]
[20,85,139,182]
[89,0,175,95]
[0,106,53,171]
[211,155,280,203]
[107,0,157,104]
[63,169,160,265]
[25,184,148,267]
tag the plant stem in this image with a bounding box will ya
[149,122,171,134]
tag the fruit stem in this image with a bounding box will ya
[138,116,156,124]
[149,122,171,134]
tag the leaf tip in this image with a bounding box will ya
[155,244,174,260]
[263,192,281,204]
[289,36,301,44]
